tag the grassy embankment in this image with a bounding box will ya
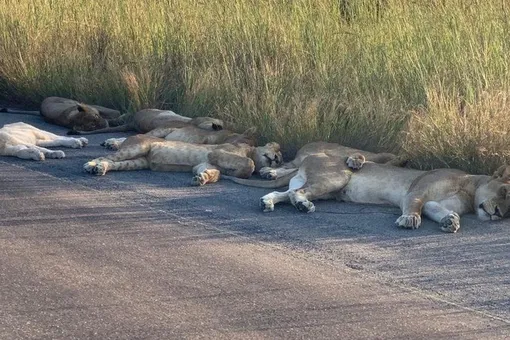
[1,0,509,173]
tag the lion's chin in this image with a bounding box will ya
[476,208,501,221]
[476,207,491,221]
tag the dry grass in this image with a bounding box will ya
[1,0,510,172]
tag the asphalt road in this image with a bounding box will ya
[1,112,510,339]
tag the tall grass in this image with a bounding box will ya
[1,0,510,172]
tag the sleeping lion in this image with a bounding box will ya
[260,152,510,233]
[83,135,282,185]
[0,122,88,160]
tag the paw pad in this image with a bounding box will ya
[440,213,460,233]
[260,197,275,212]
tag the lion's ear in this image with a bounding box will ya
[212,123,223,131]
[493,165,510,182]
[77,104,86,112]
[265,142,280,150]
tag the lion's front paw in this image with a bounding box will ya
[69,138,88,148]
[259,167,277,180]
[395,213,421,229]
[260,196,275,212]
[346,153,366,170]
[84,160,108,176]
[295,200,316,213]
[440,212,460,233]
[47,150,66,159]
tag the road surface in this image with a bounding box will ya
[1,112,510,339]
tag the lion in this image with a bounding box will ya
[0,122,88,160]
[225,142,407,188]
[99,126,258,151]
[67,108,224,135]
[83,135,282,185]
[260,152,510,233]
[1,97,122,132]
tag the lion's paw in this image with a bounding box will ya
[101,138,121,150]
[79,137,88,147]
[69,138,87,149]
[295,200,316,213]
[47,150,66,159]
[21,149,45,161]
[395,213,421,229]
[259,167,277,180]
[260,197,274,212]
[346,153,366,170]
[191,173,208,186]
[440,212,460,233]
[83,160,108,176]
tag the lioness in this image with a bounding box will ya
[83,135,282,185]
[100,126,257,151]
[226,142,407,188]
[1,97,122,132]
[0,122,88,160]
[68,108,224,135]
[260,153,510,233]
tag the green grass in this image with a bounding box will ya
[1,0,510,173]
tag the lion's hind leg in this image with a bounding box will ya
[192,162,221,186]
[260,171,306,212]
[289,173,351,213]
[260,190,292,212]
[209,150,255,179]
[36,136,88,149]
[2,144,45,161]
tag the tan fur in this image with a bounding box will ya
[40,97,121,131]
[0,122,88,160]
[100,126,257,151]
[227,141,407,188]
[261,153,510,233]
[84,135,282,185]
[70,108,224,135]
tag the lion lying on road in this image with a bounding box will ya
[68,108,224,135]
[100,126,257,151]
[226,142,407,188]
[1,97,122,132]
[84,135,282,185]
[0,122,88,160]
[261,152,510,233]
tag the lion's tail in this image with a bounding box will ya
[222,169,297,188]
[0,108,40,116]
[67,124,133,135]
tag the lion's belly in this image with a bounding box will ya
[338,173,412,207]
[147,143,210,171]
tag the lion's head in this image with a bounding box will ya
[70,104,109,131]
[475,165,510,221]
[251,142,282,172]
[190,117,224,131]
